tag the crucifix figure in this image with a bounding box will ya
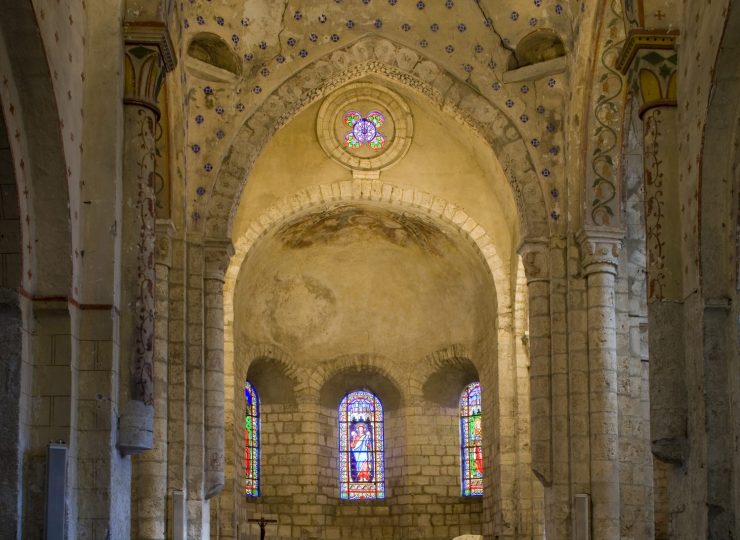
[247,516,278,540]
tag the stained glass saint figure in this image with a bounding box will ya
[245,381,260,496]
[339,390,385,499]
[460,382,483,496]
[342,110,387,150]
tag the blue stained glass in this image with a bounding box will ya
[460,382,483,496]
[338,390,385,500]
[245,381,260,496]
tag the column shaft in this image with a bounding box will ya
[642,106,687,462]
[117,101,157,453]
[519,242,565,537]
[579,230,623,540]
[204,276,225,498]
[519,243,552,485]
[133,223,174,539]
[186,241,207,537]
[117,26,176,455]
[204,241,233,500]
[167,236,187,535]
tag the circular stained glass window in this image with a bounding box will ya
[316,82,413,173]
[354,118,376,142]
[343,110,386,150]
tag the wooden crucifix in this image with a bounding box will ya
[247,516,278,540]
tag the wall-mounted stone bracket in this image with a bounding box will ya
[117,399,154,455]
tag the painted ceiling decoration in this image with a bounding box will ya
[177,0,574,235]
[624,0,681,30]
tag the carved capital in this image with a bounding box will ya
[617,30,679,116]
[617,29,678,73]
[204,239,235,281]
[518,239,550,284]
[577,227,624,276]
[155,219,176,268]
[123,23,176,117]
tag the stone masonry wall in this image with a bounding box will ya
[0,97,23,537]
[0,110,19,289]
[238,363,486,540]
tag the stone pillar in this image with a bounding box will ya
[518,241,556,531]
[518,241,551,484]
[186,241,207,537]
[204,240,233,499]
[133,221,175,539]
[117,24,176,455]
[617,32,686,463]
[640,82,686,463]
[578,228,623,539]
[167,236,187,535]
[0,290,22,538]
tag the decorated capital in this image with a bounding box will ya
[617,30,678,117]
[578,227,624,276]
[204,239,235,282]
[518,239,550,284]
[123,23,176,117]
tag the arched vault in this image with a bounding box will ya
[197,36,551,241]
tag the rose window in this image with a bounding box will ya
[343,110,386,150]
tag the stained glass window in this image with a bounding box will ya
[460,382,483,496]
[244,381,260,496]
[338,389,385,500]
[342,110,386,150]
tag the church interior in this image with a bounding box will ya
[0,0,739,538]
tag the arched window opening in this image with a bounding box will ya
[244,381,260,496]
[338,389,385,500]
[460,382,483,496]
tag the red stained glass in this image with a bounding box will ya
[338,390,385,500]
[245,381,260,496]
[460,382,483,496]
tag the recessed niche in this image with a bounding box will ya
[186,32,242,81]
[509,29,566,70]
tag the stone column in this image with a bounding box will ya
[167,236,187,535]
[518,240,561,535]
[518,241,551,485]
[204,240,234,499]
[617,32,686,463]
[117,24,176,455]
[186,241,207,537]
[133,221,175,539]
[0,290,22,538]
[578,228,623,539]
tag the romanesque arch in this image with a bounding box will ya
[197,36,553,243]
[221,173,540,536]
[0,0,71,297]
[0,2,71,536]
